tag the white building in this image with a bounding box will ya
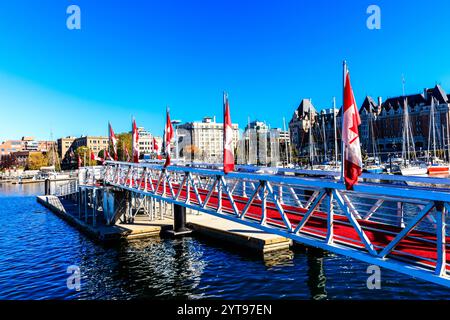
[137,127,154,155]
[177,116,239,163]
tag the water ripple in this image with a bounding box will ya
[1,184,450,299]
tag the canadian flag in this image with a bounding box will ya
[153,137,159,153]
[342,64,362,190]
[132,119,140,163]
[104,149,113,161]
[125,145,131,162]
[108,122,118,161]
[223,92,235,173]
[90,151,102,162]
[164,107,174,168]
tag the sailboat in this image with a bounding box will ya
[427,97,449,174]
[314,99,341,174]
[399,98,428,176]
[364,112,384,174]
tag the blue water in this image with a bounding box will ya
[1,183,450,300]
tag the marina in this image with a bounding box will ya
[2,0,450,304]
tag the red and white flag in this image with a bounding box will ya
[125,145,131,162]
[223,92,235,174]
[342,63,362,190]
[108,122,118,161]
[132,118,140,163]
[164,107,174,168]
[153,137,159,153]
[104,149,113,161]
[90,151,102,162]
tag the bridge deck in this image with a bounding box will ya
[143,179,448,272]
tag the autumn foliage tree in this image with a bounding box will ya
[116,132,132,161]
[27,152,49,170]
[75,146,97,166]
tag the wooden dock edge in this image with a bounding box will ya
[37,195,293,254]
[187,220,292,254]
[37,195,121,243]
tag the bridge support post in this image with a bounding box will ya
[435,201,447,276]
[166,203,192,237]
[326,189,334,244]
[44,179,51,195]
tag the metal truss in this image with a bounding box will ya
[79,161,450,287]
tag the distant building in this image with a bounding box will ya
[289,99,340,163]
[360,85,450,157]
[177,116,239,163]
[71,136,109,155]
[288,84,450,163]
[38,140,56,153]
[137,127,154,155]
[23,138,39,151]
[57,136,77,159]
[0,140,23,156]
[237,120,290,166]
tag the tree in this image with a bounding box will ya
[116,132,132,161]
[27,152,49,170]
[182,144,202,161]
[75,146,97,166]
[0,154,18,170]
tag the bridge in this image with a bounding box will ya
[74,161,450,288]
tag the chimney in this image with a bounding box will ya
[378,96,382,107]
[423,88,428,100]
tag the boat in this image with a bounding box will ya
[426,97,449,174]
[428,157,449,174]
[399,97,429,176]
[364,112,384,174]
[400,163,428,176]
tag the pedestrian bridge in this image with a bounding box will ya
[78,161,450,288]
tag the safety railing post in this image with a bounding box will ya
[435,201,447,276]
[326,189,334,244]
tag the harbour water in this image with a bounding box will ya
[1,183,450,300]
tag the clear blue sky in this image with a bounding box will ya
[1,0,450,140]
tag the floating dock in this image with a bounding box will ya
[188,213,291,253]
[37,195,173,242]
[37,195,290,253]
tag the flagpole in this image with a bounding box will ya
[108,121,110,159]
[340,60,347,182]
[223,91,226,167]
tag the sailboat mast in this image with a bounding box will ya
[283,117,289,167]
[322,116,327,162]
[432,98,437,159]
[405,99,410,163]
[333,97,338,164]
[447,111,450,162]
[309,105,313,166]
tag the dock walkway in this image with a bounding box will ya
[37,195,290,253]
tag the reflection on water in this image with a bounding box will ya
[307,248,327,300]
[2,184,450,300]
[262,250,294,268]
